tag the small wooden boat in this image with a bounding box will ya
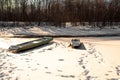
[8,37,53,53]
[69,39,81,48]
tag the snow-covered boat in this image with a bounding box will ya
[8,37,53,53]
[70,39,81,48]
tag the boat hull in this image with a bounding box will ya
[8,37,53,53]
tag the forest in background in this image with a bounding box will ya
[0,0,120,27]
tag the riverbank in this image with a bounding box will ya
[0,26,120,38]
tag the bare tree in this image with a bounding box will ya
[0,0,119,27]
[20,0,28,21]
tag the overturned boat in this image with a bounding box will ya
[8,37,53,53]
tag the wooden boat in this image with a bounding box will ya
[69,39,81,48]
[8,37,53,53]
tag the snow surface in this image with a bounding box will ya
[0,37,120,80]
[0,26,120,37]
[0,25,120,80]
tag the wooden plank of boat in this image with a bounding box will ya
[8,37,53,53]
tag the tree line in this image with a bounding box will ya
[0,0,120,27]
